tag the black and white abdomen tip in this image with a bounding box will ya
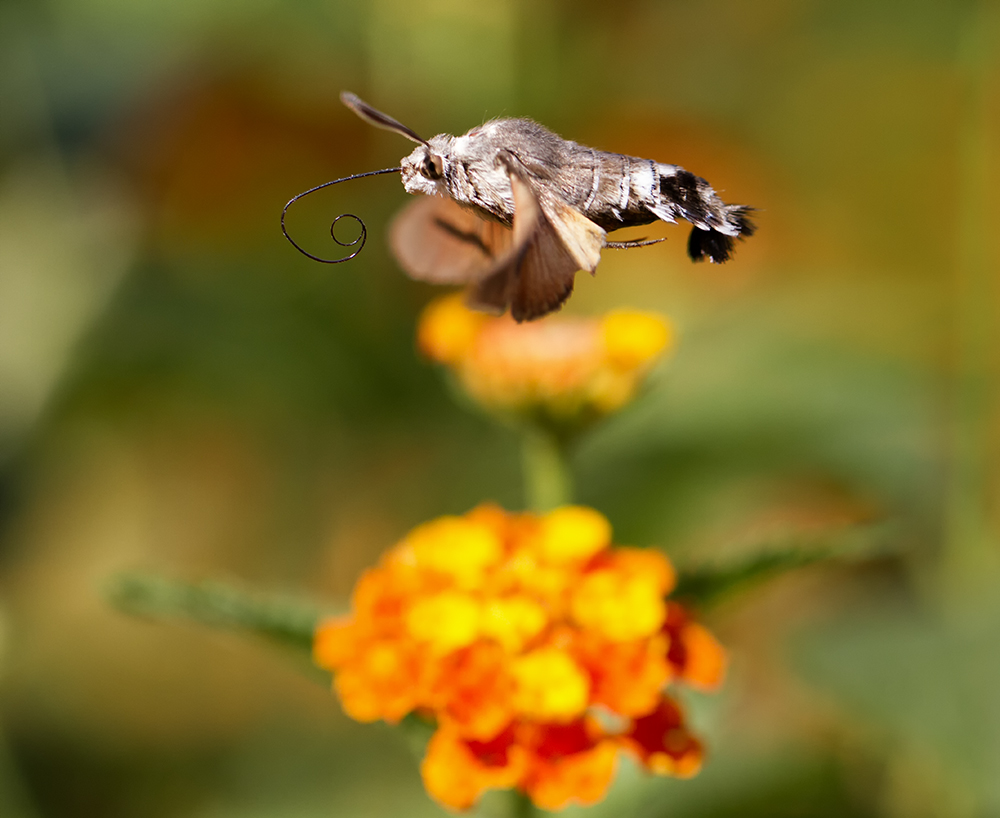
[653,166,756,264]
[687,204,755,263]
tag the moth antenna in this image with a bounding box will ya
[340,91,429,146]
[281,167,401,264]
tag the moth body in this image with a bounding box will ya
[343,92,755,321]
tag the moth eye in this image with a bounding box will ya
[422,154,444,180]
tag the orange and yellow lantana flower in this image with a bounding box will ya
[314,504,725,811]
[417,295,674,426]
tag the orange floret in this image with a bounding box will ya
[573,633,671,718]
[416,296,675,427]
[331,636,426,723]
[521,721,619,811]
[622,697,704,778]
[312,616,359,670]
[604,546,677,595]
[428,642,515,740]
[464,502,518,547]
[315,504,724,811]
[676,622,727,691]
[664,602,728,691]
[422,725,526,810]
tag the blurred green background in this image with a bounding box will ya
[1,0,998,816]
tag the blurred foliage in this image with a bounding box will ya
[106,574,322,655]
[0,0,998,816]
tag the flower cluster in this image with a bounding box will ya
[314,504,724,811]
[417,295,674,428]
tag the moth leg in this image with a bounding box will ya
[605,237,668,250]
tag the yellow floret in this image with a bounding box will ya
[570,569,666,641]
[417,294,486,364]
[537,506,612,564]
[587,369,638,414]
[481,596,548,653]
[601,311,673,370]
[510,647,590,721]
[405,515,503,587]
[405,591,482,654]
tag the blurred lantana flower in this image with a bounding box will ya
[314,504,724,811]
[417,295,674,432]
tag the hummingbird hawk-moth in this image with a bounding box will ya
[284,93,755,322]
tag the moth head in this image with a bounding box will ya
[400,136,453,196]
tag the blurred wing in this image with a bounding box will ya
[469,151,606,322]
[389,195,512,285]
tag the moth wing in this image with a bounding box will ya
[389,194,512,285]
[468,152,606,322]
[467,265,514,315]
[535,186,605,274]
[506,221,582,322]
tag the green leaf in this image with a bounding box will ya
[674,524,893,608]
[106,572,324,654]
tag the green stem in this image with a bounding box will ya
[0,726,42,818]
[521,427,573,511]
[507,790,539,818]
[944,0,1000,605]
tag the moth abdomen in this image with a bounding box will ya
[659,169,713,225]
[579,152,659,230]
[687,205,756,263]
[654,166,755,263]
[330,92,757,320]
